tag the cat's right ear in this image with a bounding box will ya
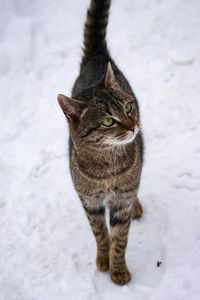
[99,62,120,90]
[57,94,87,121]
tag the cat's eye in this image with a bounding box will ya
[102,117,115,127]
[125,103,132,114]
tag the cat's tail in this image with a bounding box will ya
[83,0,111,60]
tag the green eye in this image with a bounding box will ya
[125,103,132,114]
[102,117,115,127]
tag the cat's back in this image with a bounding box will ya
[72,0,134,97]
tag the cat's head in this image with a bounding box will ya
[58,63,140,149]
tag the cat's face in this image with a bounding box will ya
[58,63,140,149]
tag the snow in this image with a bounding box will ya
[1,0,200,299]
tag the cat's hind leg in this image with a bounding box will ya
[132,196,143,220]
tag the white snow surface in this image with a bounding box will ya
[1,0,200,299]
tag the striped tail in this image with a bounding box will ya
[83,0,111,59]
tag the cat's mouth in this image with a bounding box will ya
[105,126,140,146]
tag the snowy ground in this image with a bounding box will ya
[1,0,200,299]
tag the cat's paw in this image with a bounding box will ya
[132,199,143,220]
[110,268,131,285]
[96,254,109,272]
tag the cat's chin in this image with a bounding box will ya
[105,126,139,147]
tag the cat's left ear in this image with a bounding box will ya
[104,62,120,89]
[57,94,87,121]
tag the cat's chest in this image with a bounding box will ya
[72,165,140,201]
[70,144,141,196]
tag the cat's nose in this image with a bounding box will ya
[129,124,135,132]
[126,120,136,132]
[121,118,135,130]
[130,122,136,131]
[129,120,140,132]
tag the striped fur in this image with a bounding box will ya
[83,204,110,271]
[58,0,144,286]
[83,0,111,59]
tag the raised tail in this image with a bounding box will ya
[83,0,111,59]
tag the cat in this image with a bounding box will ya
[58,0,144,285]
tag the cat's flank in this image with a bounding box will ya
[58,0,144,285]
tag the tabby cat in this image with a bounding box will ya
[58,0,144,285]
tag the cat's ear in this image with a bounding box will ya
[104,62,120,89]
[57,94,87,121]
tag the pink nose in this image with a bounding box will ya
[121,118,136,131]
[129,124,135,132]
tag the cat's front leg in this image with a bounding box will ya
[82,203,110,272]
[109,204,132,285]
